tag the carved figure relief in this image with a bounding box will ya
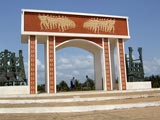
[38,14,76,32]
[38,15,116,33]
[83,18,116,33]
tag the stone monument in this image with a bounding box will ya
[125,47,144,82]
[0,49,27,86]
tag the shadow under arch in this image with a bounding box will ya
[56,38,104,90]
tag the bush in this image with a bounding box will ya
[38,84,45,93]
[82,79,95,90]
[56,78,95,92]
[145,75,160,88]
[57,80,69,92]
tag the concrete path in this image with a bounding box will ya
[0,88,160,98]
[0,101,160,113]
[0,93,160,104]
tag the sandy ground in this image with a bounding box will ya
[0,106,160,120]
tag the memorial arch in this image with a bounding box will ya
[21,9,130,94]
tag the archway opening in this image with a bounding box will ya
[56,47,94,92]
[56,39,103,92]
[37,44,46,93]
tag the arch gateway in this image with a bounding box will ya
[21,9,130,94]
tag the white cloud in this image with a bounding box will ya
[57,63,73,70]
[57,57,70,64]
[73,70,80,76]
[56,54,94,84]
[144,57,160,76]
[57,54,93,70]
[24,59,45,85]
[37,59,45,72]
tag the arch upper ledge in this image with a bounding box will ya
[21,33,130,44]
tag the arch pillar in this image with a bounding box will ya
[117,39,127,90]
[103,38,112,91]
[28,35,37,94]
[94,49,103,90]
[46,36,56,93]
[110,40,117,90]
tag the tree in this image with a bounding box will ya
[145,75,160,88]
[74,79,82,90]
[58,80,69,92]
[37,84,45,93]
[82,76,95,90]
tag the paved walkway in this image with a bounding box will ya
[0,88,159,120]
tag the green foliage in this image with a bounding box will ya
[74,79,82,90]
[145,75,160,88]
[56,78,95,92]
[37,84,45,93]
[82,78,95,90]
[57,80,70,92]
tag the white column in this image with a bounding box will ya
[116,39,122,90]
[102,38,106,91]
[35,36,37,94]
[110,40,116,90]
[54,36,56,93]
[94,50,103,90]
[28,36,30,94]
[108,39,113,90]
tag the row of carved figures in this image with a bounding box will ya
[38,14,116,33]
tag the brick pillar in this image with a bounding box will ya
[118,39,127,90]
[103,38,112,90]
[48,36,55,93]
[29,35,37,94]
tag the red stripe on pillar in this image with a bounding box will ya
[104,38,111,90]
[48,36,55,93]
[118,39,126,90]
[30,35,36,94]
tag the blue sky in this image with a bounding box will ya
[0,0,160,84]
